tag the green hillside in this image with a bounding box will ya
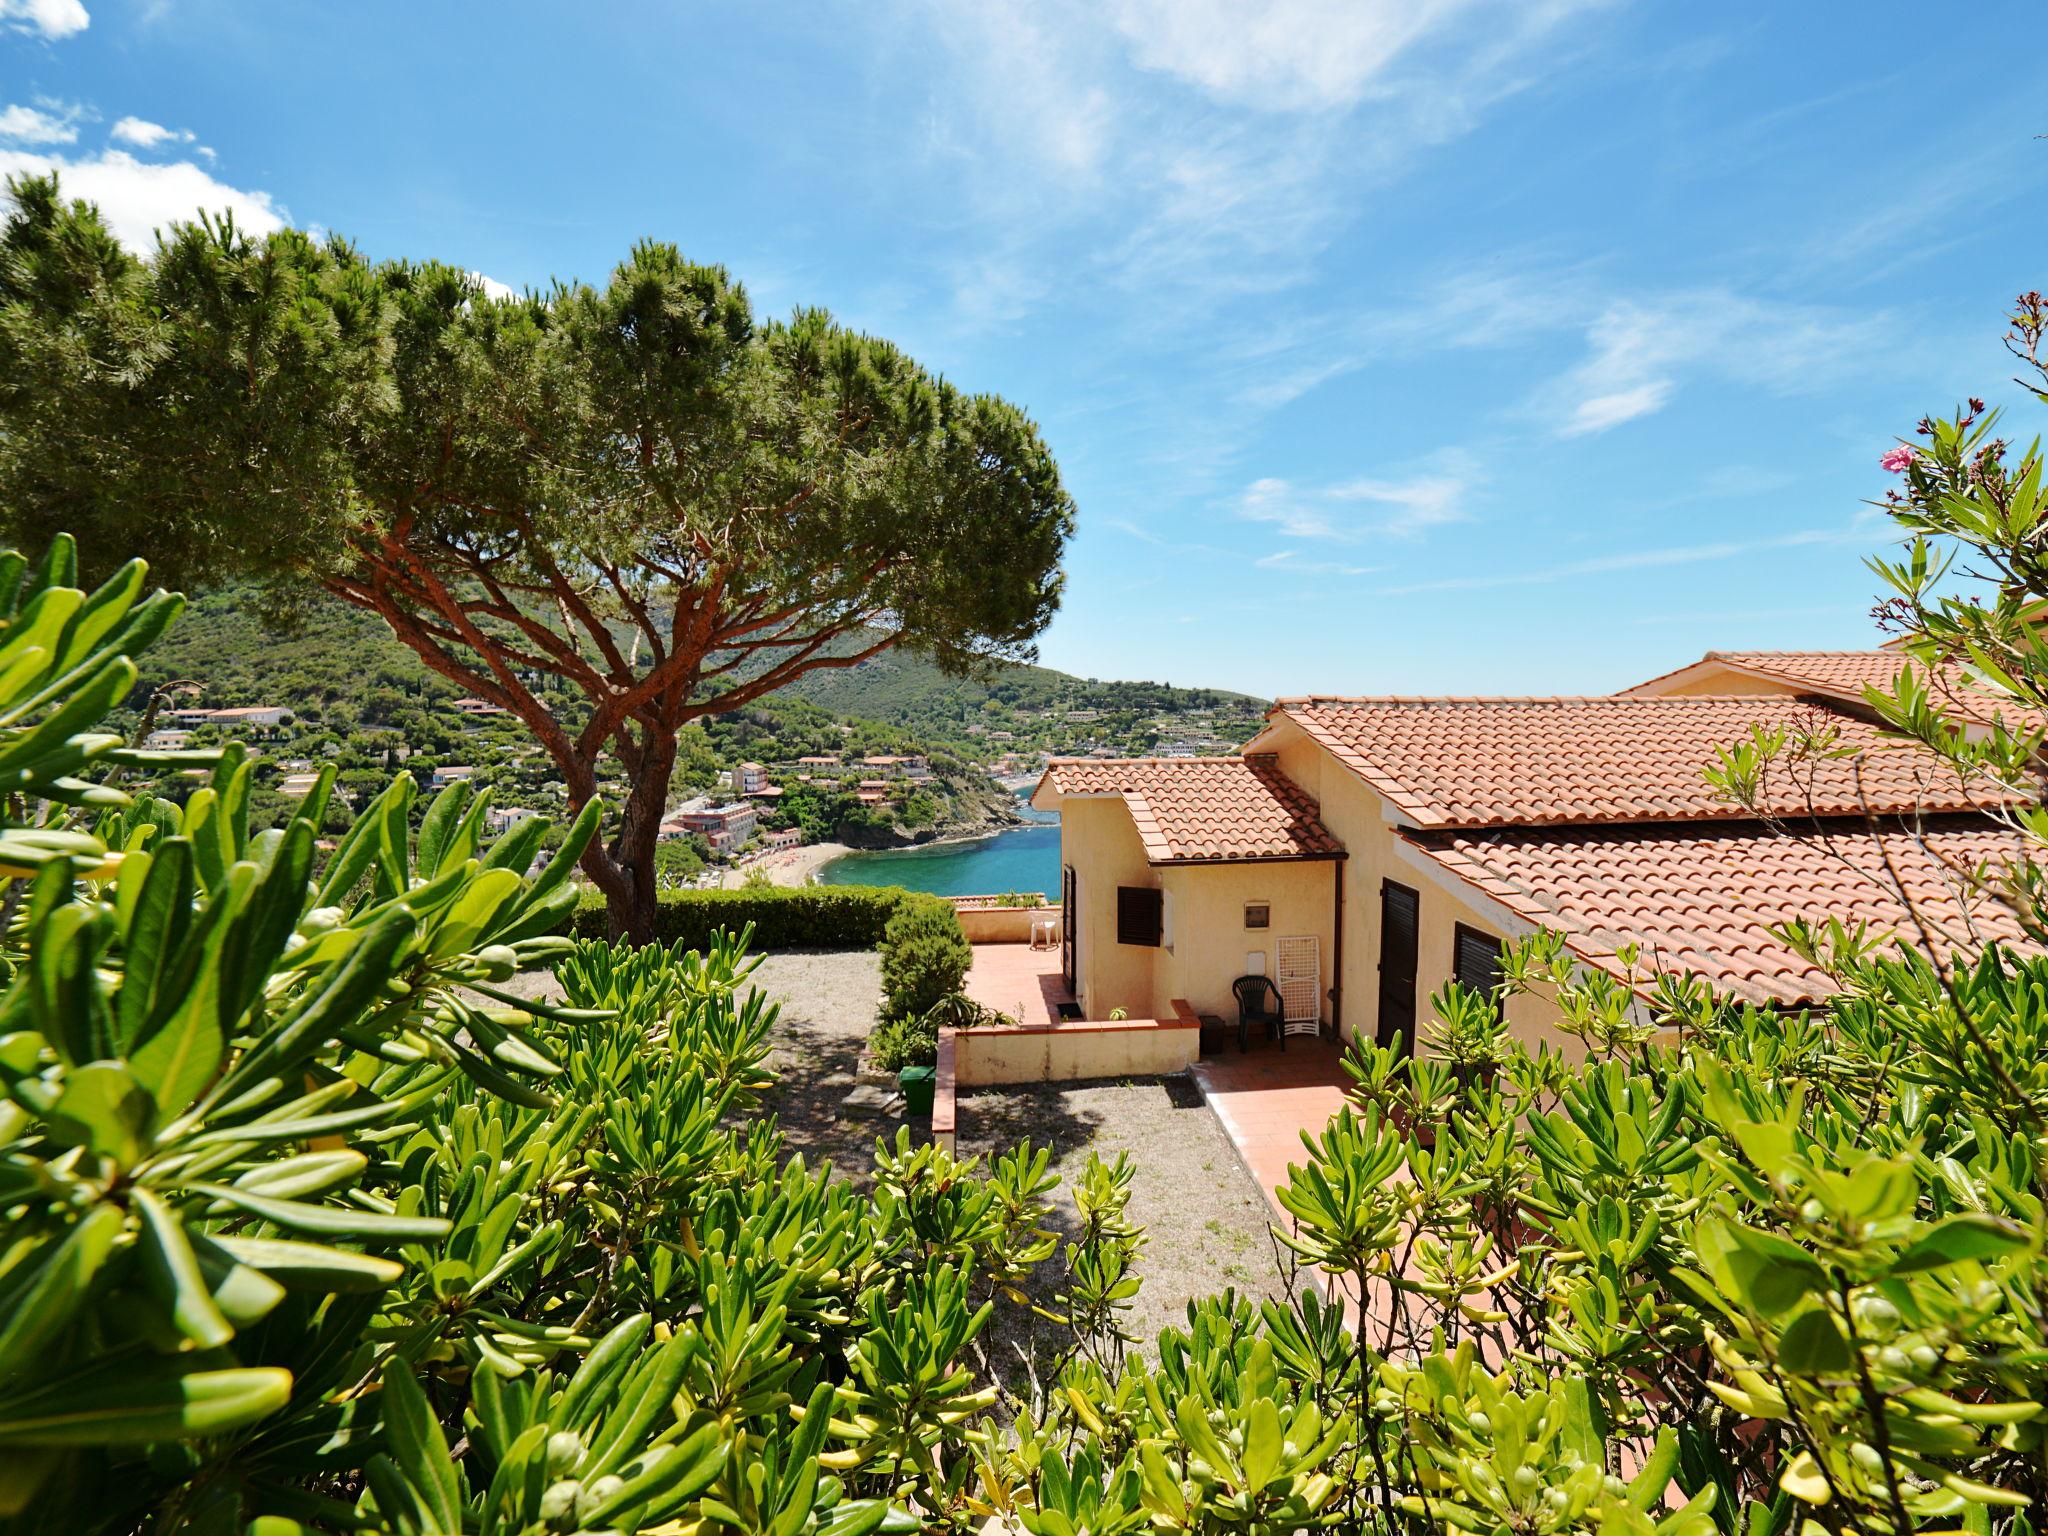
[139,587,1266,762]
[119,587,1265,852]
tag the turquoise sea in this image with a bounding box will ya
[818,793,1060,898]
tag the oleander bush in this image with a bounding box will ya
[16,300,2048,1536]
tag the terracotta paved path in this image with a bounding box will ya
[1191,1036,1351,1220]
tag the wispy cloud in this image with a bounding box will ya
[1546,290,1895,438]
[1374,524,1869,596]
[1255,549,1378,575]
[890,0,1623,324]
[1239,458,1474,541]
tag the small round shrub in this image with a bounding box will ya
[869,1011,938,1072]
[878,895,971,1018]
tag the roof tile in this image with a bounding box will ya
[1037,756,1341,864]
[1270,694,2013,829]
[1628,649,2048,732]
[1405,815,2032,1007]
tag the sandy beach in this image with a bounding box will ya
[720,840,851,888]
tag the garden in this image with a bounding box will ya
[9,299,2048,1536]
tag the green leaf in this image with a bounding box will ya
[0,1205,124,1382]
[181,1182,451,1242]
[378,1363,462,1536]
[0,1360,291,1446]
[1775,1307,1854,1375]
[42,1061,156,1166]
[1890,1213,2032,1275]
[134,1188,234,1350]
[209,1235,405,1292]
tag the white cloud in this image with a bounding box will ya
[1562,380,1671,436]
[468,271,517,302]
[1546,290,1894,438]
[110,117,196,151]
[1240,463,1471,540]
[1110,0,1476,111]
[0,0,87,39]
[1255,549,1377,575]
[895,0,1619,330]
[0,148,287,249]
[0,102,81,144]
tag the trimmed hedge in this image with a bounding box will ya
[571,882,961,953]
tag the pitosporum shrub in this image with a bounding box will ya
[878,895,973,1018]
[570,882,954,952]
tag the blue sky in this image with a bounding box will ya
[4,1,2044,698]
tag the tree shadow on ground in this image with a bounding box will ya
[756,1012,902,1189]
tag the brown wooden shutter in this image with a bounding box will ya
[1453,924,1505,1014]
[1116,886,1162,947]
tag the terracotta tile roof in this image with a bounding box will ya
[1404,815,2033,1007]
[1268,695,2013,829]
[1035,756,1342,864]
[1624,649,2048,732]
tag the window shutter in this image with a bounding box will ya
[1453,925,1505,1012]
[1116,886,1163,947]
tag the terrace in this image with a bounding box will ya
[952,926,1350,1217]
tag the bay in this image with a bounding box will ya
[818,794,1060,898]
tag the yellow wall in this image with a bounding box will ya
[1059,796,1159,1020]
[1053,740,1570,1052]
[950,1020,1201,1084]
[1632,663,1789,697]
[1056,792,1338,1024]
[1262,720,1562,1052]
[1158,858,1335,1023]
[956,905,1061,944]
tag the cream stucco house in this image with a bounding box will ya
[1032,653,2034,1049]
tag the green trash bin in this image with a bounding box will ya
[899,1065,936,1118]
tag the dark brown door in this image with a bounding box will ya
[1378,880,1419,1052]
[1061,864,1077,992]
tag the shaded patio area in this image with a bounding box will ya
[1191,1035,1351,1219]
[964,942,1074,1028]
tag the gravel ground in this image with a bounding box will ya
[744,950,899,1182]
[958,1077,1293,1361]
[504,952,1295,1360]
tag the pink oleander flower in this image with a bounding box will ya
[1879,445,1917,473]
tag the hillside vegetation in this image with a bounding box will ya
[120,587,1263,853]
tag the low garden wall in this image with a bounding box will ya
[953,902,1060,944]
[930,1012,1201,1151]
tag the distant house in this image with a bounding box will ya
[431,765,475,788]
[484,805,533,834]
[860,754,929,779]
[209,706,294,729]
[731,761,770,795]
[764,827,802,850]
[453,697,509,717]
[162,705,292,730]
[797,755,842,768]
[663,801,758,852]
[855,789,887,806]
[278,771,322,797]
[142,728,193,750]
